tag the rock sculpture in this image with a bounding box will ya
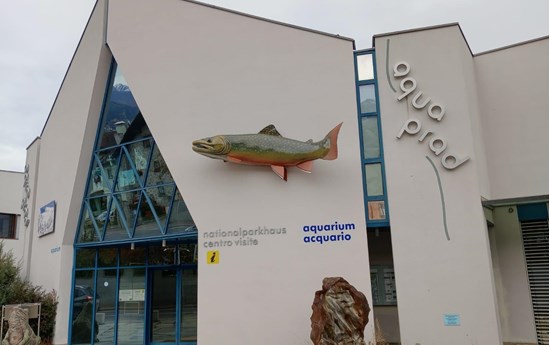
[1,307,40,345]
[310,277,370,345]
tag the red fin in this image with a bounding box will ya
[322,122,343,160]
[271,165,287,181]
[226,156,242,163]
[296,161,314,173]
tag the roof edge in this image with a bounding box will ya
[474,36,549,57]
[372,23,473,56]
[26,136,41,150]
[181,0,355,43]
[0,169,24,174]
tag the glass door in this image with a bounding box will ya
[148,267,197,345]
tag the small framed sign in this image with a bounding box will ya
[444,314,461,326]
[38,201,56,237]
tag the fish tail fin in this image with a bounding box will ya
[322,122,343,160]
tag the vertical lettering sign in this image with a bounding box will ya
[393,62,470,170]
[21,164,31,227]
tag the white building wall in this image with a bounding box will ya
[107,0,373,344]
[474,38,549,200]
[375,25,502,344]
[489,206,537,344]
[26,1,111,343]
[0,170,24,260]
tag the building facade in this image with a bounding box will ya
[3,1,548,345]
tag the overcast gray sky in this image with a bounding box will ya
[0,0,548,172]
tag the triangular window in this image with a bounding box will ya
[76,62,196,244]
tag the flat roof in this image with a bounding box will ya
[183,0,355,44]
[372,23,473,56]
[474,36,549,56]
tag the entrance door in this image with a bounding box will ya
[148,268,197,345]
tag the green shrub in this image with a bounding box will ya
[0,242,59,344]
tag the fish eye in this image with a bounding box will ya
[206,138,212,143]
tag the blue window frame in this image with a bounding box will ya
[70,60,198,345]
[354,50,390,227]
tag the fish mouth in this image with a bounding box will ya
[192,140,216,153]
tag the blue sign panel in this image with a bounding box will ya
[444,314,461,326]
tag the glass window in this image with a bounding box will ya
[117,268,146,345]
[365,163,383,196]
[359,84,377,113]
[168,189,196,234]
[88,148,120,197]
[75,248,97,269]
[98,66,141,149]
[146,144,174,186]
[0,213,16,239]
[71,270,96,345]
[98,248,118,267]
[179,243,198,264]
[181,268,198,342]
[357,54,374,81]
[95,269,117,344]
[368,201,386,221]
[120,245,146,266]
[362,117,380,159]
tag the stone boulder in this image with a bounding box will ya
[310,277,370,345]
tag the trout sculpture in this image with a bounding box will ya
[192,123,343,181]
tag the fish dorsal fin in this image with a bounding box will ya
[259,125,282,136]
[306,139,313,143]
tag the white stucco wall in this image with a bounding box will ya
[489,206,537,344]
[375,25,502,344]
[26,1,111,343]
[0,170,24,260]
[474,38,549,200]
[107,0,372,344]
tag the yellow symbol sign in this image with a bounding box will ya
[207,250,219,264]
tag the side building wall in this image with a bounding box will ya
[0,170,24,260]
[25,1,112,343]
[474,38,549,201]
[374,25,502,344]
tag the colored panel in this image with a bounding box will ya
[356,54,374,81]
[359,84,377,113]
[368,200,386,221]
[361,117,380,159]
[518,203,548,222]
[365,163,383,196]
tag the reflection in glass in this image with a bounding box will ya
[104,192,140,241]
[78,207,100,243]
[368,201,386,221]
[362,117,380,159]
[357,54,374,81]
[76,248,96,269]
[370,269,379,303]
[168,189,196,234]
[98,248,118,267]
[117,268,145,345]
[95,269,117,345]
[180,268,198,342]
[120,246,146,266]
[98,66,141,149]
[359,84,376,113]
[149,245,177,266]
[179,244,198,264]
[134,191,162,238]
[116,150,142,192]
[88,149,120,197]
[150,269,177,343]
[365,163,383,196]
[72,270,96,345]
[136,186,174,238]
[146,144,174,186]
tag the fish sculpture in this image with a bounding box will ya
[192,123,343,181]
